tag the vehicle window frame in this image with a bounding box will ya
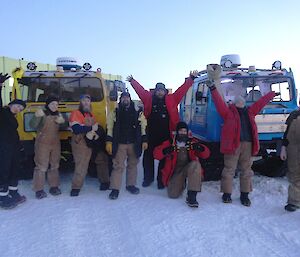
[18,76,104,103]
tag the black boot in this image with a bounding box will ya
[70,189,80,197]
[9,190,26,205]
[36,190,47,199]
[109,189,119,200]
[157,180,165,190]
[240,192,251,207]
[126,186,140,195]
[142,180,153,187]
[222,193,232,203]
[0,195,17,209]
[49,187,62,196]
[285,204,299,212]
[100,182,110,191]
[186,191,199,208]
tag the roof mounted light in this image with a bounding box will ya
[272,60,282,70]
[83,62,92,71]
[220,54,241,69]
[27,62,37,71]
[248,65,256,73]
[224,60,232,68]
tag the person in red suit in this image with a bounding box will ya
[153,122,210,208]
[127,71,199,189]
[206,64,278,206]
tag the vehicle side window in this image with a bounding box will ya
[184,87,193,105]
[196,83,208,105]
[271,82,291,101]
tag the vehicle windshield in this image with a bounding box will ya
[220,76,292,103]
[18,76,104,102]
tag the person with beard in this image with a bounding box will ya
[127,70,199,189]
[153,122,210,208]
[106,92,148,200]
[30,95,65,199]
[206,64,277,206]
[69,95,99,196]
[0,73,27,209]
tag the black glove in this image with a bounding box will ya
[190,142,205,152]
[162,145,176,155]
[0,73,10,84]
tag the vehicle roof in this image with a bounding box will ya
[23,70,102,78]
[194,68,292,83]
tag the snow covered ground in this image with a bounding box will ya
[0,162,299,257]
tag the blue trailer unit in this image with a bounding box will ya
[180,56,298,180]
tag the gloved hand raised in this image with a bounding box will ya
[126,75,133,82]
[189,70,199,80]
[0,73,10,85]
[207,64,221,87]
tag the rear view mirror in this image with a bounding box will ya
[109,80,126,101]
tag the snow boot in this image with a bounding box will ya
[70,189,80,197]
[186,191,199,208]
[222,193,232,203]
[142,180,153,188]
[9,190,26,205]
[240,192,251,207]
[109,189,119,200]
[157,181,165,190]
[285,204,299,212]
[126,186,140,195]
[49,187,62,196]
[0,195,17,209]
[100,183,110,191]
[36,190,47,199]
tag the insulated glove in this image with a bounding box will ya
[55,114,65,124]
[92,123,99,132]
[86,131,96,140]
[0,73,10,84]
[189,70,199,80]
[190,142,205,152]
[106,141,113,155]
[35,109,45,118]
[207,64,221,87]
[162,145,177,155]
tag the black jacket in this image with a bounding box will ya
[107,101,147,158]
[0,87,20,145]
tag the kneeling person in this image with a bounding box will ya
[30,96,65,199]
[154,122,210,208]
[106,92,148,200]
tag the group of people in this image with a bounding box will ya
[0,64,299,212]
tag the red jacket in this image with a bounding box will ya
[130,78,194,133]
[211,89,276,156]
[153,137,210,186]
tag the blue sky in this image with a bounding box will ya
[1,0,300,98]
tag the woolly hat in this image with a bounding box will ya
[8,99,26,109]
[46,95,59,106]
[176,121,188,133]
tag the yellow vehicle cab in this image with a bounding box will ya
[11,57,125,176]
